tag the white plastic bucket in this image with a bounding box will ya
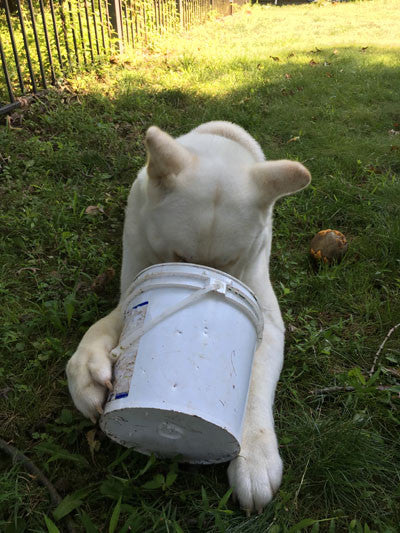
[100,263,263,464]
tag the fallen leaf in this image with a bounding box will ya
[284,73,292,79]
[85,205,105,215]
[75,281,88,293]
[91,267,116,293]
[323,61,331,66]
[86,429,101,462]
[287,136,300,143]
[270,56,280,62]
[326,72,333,78]
[361,46,368,52]
[16,267,40,275]
[23,184,36,194]
[309,60,319,66]
[287,52,295,58]
[5,116,23,130]
[8,112,24,127]
[389,129,400,136]
[333,49,338,55]
[17,97,30,107]
[366,165,383,174]
[310,47,321,53]
[390,145,399,151]
[0,387,11,398]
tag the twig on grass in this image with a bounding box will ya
[311,385,395,395]
[294,455,310,509]
[312,323,400,396]
[0,436,77,533]
[311,385,356,395]
[369,323,400,377]
[383,366,400,378]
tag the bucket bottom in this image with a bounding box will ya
[100,407,240,464]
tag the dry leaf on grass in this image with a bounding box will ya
[91,267,116,293]
[16,267,40,275]
[281,89,295,96]
[366,165,383,174]
[86,429,101,462]
[17,97,30,107]
[85,205,105,215]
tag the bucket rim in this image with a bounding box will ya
[121,262,264,341]
[127,261,259,301]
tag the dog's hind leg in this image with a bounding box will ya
[66,306,123,423]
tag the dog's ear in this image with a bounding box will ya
[251,160,311,204]
[145,126,193,185]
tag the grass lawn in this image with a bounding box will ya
[1,0,400,531]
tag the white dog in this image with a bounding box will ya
[66,121,311,513]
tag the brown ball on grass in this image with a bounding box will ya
[310,229,348,265]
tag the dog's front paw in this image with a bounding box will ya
[227,432,283,514]
[66,347,114,423]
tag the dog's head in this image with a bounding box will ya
[142,124,311,273]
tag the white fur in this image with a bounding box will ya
[66,121,311,513]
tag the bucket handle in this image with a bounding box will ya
[111,279,228,359]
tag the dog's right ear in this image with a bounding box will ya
[251,160,311,205]
[145,126,193,186]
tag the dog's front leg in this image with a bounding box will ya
[66,306,123,422]
[227,321,284,514]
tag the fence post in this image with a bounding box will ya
[108,0,124,53]
[176,0,183,29]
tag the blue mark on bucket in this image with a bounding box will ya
[133,301,148,309]
[115,392,129,399]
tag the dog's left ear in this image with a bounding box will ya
[145,126,193,186]
[251,160,311,204]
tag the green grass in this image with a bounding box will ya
[1,1,400,531]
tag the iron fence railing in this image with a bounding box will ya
[0,0,248,114]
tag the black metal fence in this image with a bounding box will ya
[0,0,248,115]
